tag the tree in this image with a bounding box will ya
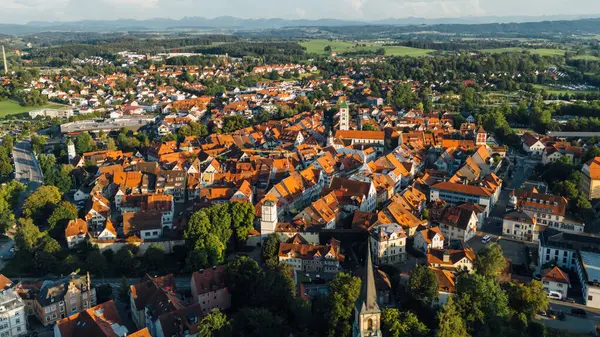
[474,243,507,278]
[31,135,46,155]
[15,218,42,252]
[261,233,281,267]
[2,135,14,153]
[144,244,165,272]
[86,250,108,276]
[75,132,94,154]
[22,185,61,225]
[435,298,469,337]
[455,273,509,335]
[326,272,361,337]
[118,277,130,303]
[324,45,332,52]
[362,123,377,131]
[407,265,439,304]
[506,281,548,318]
[47,201,78,240]
[382,308,429,337]
[115,246,136,275]
[33,250,57,274]
[106,138,117,150]
[0,180,25,233]
[226,257,264,307]
[230,202,255,243]
[231,307,288,337]
[38,235,61,254]
[96,284,113,304]
[198,308,230,337]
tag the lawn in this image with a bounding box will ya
[300,39,433,57]
[0,100,66,117]
[480,48,567,56]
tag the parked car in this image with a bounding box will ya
[570,308,587,317]
[482,235,491,244]
[547,291,563,300]
[562,298,576,303]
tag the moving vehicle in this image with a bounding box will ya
[482,235,491,244]
[570,308,587,317]
[547,310,557,319]
[557,311,566,321]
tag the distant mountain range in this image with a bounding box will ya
[1,14,600,35]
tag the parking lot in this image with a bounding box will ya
[466,233,536,267]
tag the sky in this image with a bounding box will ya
[2,0,600,24]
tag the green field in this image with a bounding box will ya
[480,48,567,56]
[0,100,66,117]
[572,54,600,61]
[300,39,433,57]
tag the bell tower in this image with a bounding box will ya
[260,195,278,238]
[339,99,350,131]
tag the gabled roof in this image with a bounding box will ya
[542,266,570,285]
[55,300,125,337]
[65,219,88,238]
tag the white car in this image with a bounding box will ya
[547,291,562,300]
[482,235,491,244]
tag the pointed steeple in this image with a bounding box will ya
[357,242,380,314]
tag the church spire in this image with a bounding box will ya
[353,241,382,337]
[358,241,380,314]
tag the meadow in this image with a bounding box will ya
[0,100,66,117]
[300,39,433,57]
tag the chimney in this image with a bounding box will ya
[442,250,450,263]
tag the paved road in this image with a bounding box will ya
[12,140,43,218]
[536,300,600,334]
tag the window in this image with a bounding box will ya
[589,296,594,301]
[557,284,563,288]
[15,319,19,324]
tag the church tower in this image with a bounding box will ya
[260,195,278,238]
[327,130,334,147]
[353,242,381,337]
[339,100,350,131]
[67,139,76,162]
[476,126,487,146]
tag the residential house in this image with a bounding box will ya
[54,300,130,337]
[434,206,478,243]
[502,210,541,242]
[541,266,570,299]
[190,267,231,314]
[65,219,88,249]
[511,189,584,234]
[522,133,545,156]
[414,227,445,253]
[369,223,407,265]
[427,247,477,273]
[278,237,344,273]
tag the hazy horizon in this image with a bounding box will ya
[3,0,600,25]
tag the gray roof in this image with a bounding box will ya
[580,251,600,284]
[356,242,380,315]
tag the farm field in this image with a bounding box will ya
[480,48,567,56]
[0,100,66,117]
[300,39,433,56]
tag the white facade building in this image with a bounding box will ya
[369,223,407,265]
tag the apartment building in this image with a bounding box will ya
[502,210,541,242]
[0,276,26,337]
[511,189,584,234]
[538,229,600,272]
[278,237,345,273]
[190,267,231,314]
[35,273,96,326]
[369,223,407,265]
